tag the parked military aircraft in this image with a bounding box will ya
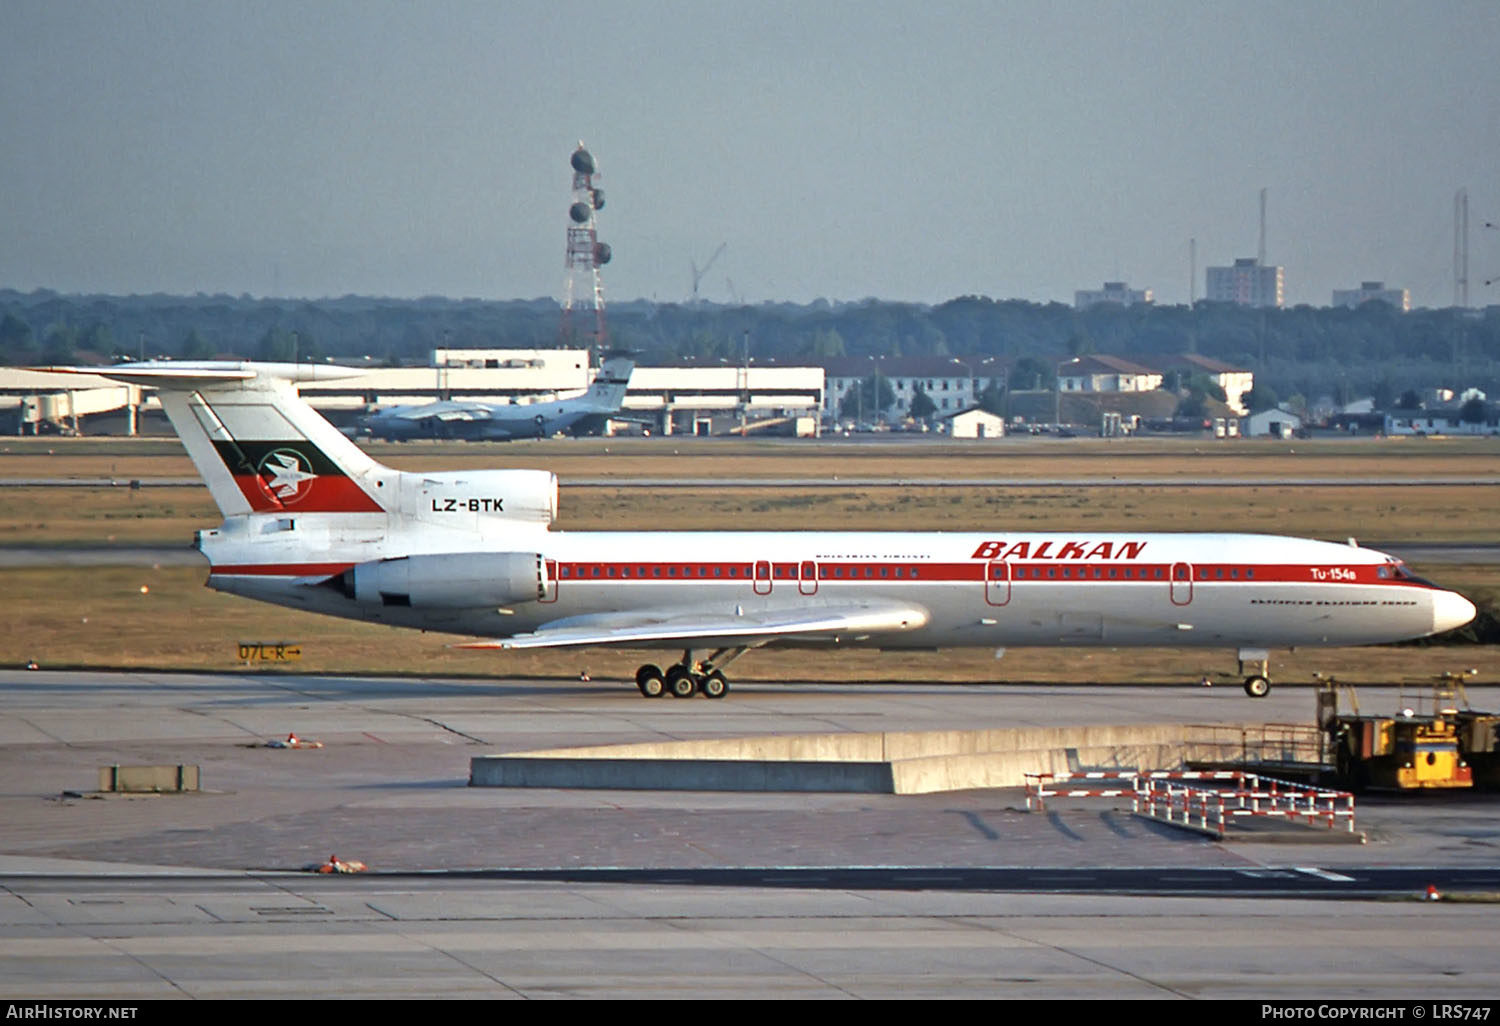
[357,353,633,440]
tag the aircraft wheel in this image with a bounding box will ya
[1243,675,1271,698]
[666,666,698,698]
[701,671,729,699]
[635,664,665,698]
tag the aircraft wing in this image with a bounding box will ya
[458,600,930,650]
[386,402,495,423]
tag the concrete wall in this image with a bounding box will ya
[470,723,1271,794]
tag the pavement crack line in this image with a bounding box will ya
[18,717,67,744]
[410,716,487,743]
[956,916,1194,999]
[400,932,529,998]
[656,914,860,998]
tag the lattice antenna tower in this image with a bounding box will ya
[1455,187,1469,308]
[562,143,611,354]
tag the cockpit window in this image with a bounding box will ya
[1387,562,1439,588]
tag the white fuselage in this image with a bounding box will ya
[199,515,1461,652]
[75,361,1477,679]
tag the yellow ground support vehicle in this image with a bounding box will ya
[1320,672,1495,792]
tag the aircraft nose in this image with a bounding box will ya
[1432,590,1477,634]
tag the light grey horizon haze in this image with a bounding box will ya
[3,0,1497,309]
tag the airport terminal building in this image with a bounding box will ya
[2,349,827,438]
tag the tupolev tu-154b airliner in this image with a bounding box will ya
[67,361,1476,700]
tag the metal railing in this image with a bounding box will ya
[1183,723,1327,767]
[1025,770,1357,839]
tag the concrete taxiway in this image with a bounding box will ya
[2,669,1498,998]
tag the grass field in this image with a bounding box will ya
[5,432,1500,482]
[2,433,1497,684]
[3,483,1499,545]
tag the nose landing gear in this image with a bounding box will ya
[1239,648,1272,698]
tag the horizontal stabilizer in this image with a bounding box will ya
[38,361,367,389]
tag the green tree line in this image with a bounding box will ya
[2,290,1497,404]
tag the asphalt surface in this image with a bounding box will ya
[2,669,1499,998]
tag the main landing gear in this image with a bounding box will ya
[634,647,747,699]
[1239,648,1272,698]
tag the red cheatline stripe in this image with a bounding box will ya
[211,563,356,577]
[548,561,1436,587]
[206,558,1439,593]
[231,474,384,514]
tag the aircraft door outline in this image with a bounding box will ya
[985,560,1011,606]
[1171,561,1193,605]
[799,560,819,596]
[753,560,772,595]
[539,558,558,603]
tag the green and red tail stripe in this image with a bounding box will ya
[210,439,384,514]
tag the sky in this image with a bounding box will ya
[3,0,1498,308]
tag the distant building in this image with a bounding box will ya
[941,407,1006,439]
[2,353,826,438]
[1244,408,1302,439]
[1385,407,1499,436]
[1152,354,1254,414]
[1332,282,1410,312]
[1074,282,1153,309]
[1057,355,1162,394]
[821,356,1005,422]
[1206,258,1284,308]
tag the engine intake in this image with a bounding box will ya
[346,552,545,608]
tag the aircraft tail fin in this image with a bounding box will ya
[76,362,391,519]
[583,353,634,412]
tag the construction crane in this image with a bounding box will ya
[690,243,726,304]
